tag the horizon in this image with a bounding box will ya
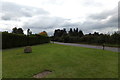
[1,27,118,36]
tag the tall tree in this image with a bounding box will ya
[73,28,76,32]
[12,27,24,34]
[68,28,73,36]
[76,28,78,33]
[74,28,79,36]
[93,32,99,36]
[17,28,24,34]
[12,27,18,34]
[78,30,84,37]
[63,28,67,35]
[27,29,30,35]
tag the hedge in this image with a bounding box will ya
[2,32,50,49]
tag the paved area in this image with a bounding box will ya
[53,42,119,52]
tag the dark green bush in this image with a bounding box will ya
[2,32,50,49]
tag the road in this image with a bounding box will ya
[53,42,119,52]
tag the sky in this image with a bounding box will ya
[0,0,119,35]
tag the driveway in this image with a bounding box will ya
[53,42,119,52]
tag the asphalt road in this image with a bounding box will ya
[53,42,119,52]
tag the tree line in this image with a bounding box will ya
[2,27,50,49]
[51,28,120,45]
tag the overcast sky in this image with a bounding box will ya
[0,0,119,35]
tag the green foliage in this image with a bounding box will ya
[52,28,120,45]
[39,31,48,37]
[12,27,24,34]
[53,28,84,42]
[2,32,50,49]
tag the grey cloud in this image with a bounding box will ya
[108,14,118,25]
[22,8,118,35]
[61,22,79,28]
[22,5,118,35]
[81,13,118,33]
[22,16,83,35]
[1,15,11,20]
[23,16,66,31]
[75,6,117,34]
[61,7,118,33]
[1,2,49,20]
[88,7,117,20]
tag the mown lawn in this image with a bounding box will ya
[2,43,118,78]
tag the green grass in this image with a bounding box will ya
[2,43,118,78]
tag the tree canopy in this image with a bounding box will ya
[39,31,48,37]
[52,28,120,45]
[12,27,24,34]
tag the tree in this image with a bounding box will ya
[111,32,120,44]
[78,30,84,37]
[63,28,67,35]
[75,28,79,36]
[27,29,30,35]
[39,31,48,37]
[12,27,24,34]
[54,29,66,37]
[73,28,76,32]
[54,29,60,37]
[69,28,79,36]
[73,28,76,36]
[93,32,99,36]
[27,28,32,36]
[68,28,73,36]
[76,28,78,33]
[12,27,18,34]
[17,28,24,34]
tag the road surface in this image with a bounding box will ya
[53,42,119,52]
